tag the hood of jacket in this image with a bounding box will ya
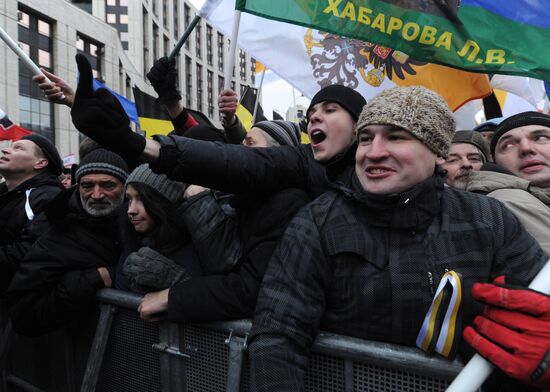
[465,170,550,206]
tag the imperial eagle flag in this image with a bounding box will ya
[201,0,492,111]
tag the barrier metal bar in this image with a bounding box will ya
[5,375,45,392]
[80,304,117,392]
[225,332,247,392]
[96,288,142,309]
[158,322,187,392]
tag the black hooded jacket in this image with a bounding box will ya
[7,187,121,336]
[0,171,64,294]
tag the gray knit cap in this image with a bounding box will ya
[452,130,490,162]
[356,86,455,157]
[75,148,129,183]
[254,120,301,146]
[126,164,185,204]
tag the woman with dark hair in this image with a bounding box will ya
[115,164,202,293]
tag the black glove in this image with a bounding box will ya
[146,57,182,105]
[123,246,190,291]
[71,54,145,161]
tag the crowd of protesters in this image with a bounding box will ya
[0,53,549,391]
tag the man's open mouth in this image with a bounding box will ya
[310,130,327,144]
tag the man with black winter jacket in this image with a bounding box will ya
[7,149,128,336]
[248,87,549,391]
[0,134,64,294]
[69,54,366,200]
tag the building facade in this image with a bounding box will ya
[0,0,256,158]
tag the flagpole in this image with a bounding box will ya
[0,25,65,100]
[292,86,297,122]
[0,26,51,83]
[446,259,550,392]
[168,15,200,60]
[252,68,266,124]
[223,10,241,91]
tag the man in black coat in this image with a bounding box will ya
[0,134,64,294]
[69,54,366,200]
[7,149,129,336]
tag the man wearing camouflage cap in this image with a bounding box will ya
[248,86,548,391]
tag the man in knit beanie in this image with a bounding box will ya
[244,120,302,147]
[8,149,129,336]
[441,130,490,189]
[247,86,548,391]
[491,111,550,188]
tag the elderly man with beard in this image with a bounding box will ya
[7,149,128,336]
[441,130,490,189]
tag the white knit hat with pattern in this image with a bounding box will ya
[356,86,455,157]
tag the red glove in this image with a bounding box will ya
[463,281,550,388]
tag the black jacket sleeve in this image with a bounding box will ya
[179,192,241,274]
[166,188,310,323]
[7,237,106,337]
[151,135,320,197]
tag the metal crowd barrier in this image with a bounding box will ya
[1,289,466,391]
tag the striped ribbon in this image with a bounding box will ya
[416,270,463,358]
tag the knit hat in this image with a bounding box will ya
[451,130,490,162]
[126,164,185,204]
[472,117,504,133]
[21,134,63,175]
[356,86,455,157]
[253,120,301,146]
[490,111,550,156]
[75,148,129,183]
[307,85,366,121]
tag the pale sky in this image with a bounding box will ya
[188,0,309,120]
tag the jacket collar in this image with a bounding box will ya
[336,169,445,230]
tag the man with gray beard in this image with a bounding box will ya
[7,149,128,336]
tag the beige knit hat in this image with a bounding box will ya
[356,86,455,157]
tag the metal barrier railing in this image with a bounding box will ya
[2,289,466,391]
[89,289,465,392]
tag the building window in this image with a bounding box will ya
[239,50,247,81]
[153,23,159,59]
[184,5,191,50]
[218,75,225,93]
[251,58,256,84]
[173,0,179,37]
[107,0,116,5]
[76,33,104,81]
[17,8,54,141]
[163,0,168,27]
[196,64,203,111]
[206,25,213,66]
[143,7,149,75]
[195,24,202,57]
[185,56,192,108]
[37,20,50,36]
[217,33,224,72]
[107,13,116,23]
[120,0,128,5]
[18,11,30,28]
[207,71,214,118]
[164,35,170,57]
